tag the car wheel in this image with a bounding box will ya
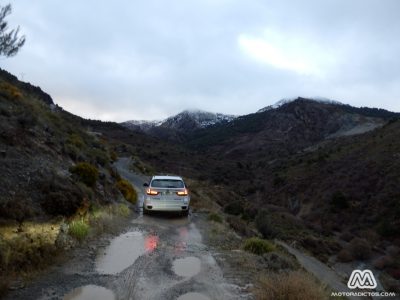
[181,209,189,217]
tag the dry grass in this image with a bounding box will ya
[116,179,137,204]
[0,222,60,274]
[254,271,328,300]
[208,212,223,223]
[243,238,275,255]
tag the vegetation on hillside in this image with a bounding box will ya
[92,98,400,291]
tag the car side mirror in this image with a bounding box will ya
[143,183,149,187]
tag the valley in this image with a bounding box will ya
[1,67,400,298]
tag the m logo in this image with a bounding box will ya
[347,270,377,289]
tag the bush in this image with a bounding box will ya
[67,133,85,149]
[255,212,278,238]
[348,238,371,260]
[116,179,137,204]
[110,151,118,162]
[273,174,286,186]
[40,176,87,217]
[0,82,22,100]
[378,219,400,237]
[208,212,222,223]
[330,191,349,210]
[255,271,328,300]
[337,248,353,262]
[70,162,99,187]
[0,277,9,298]
[17,111,37,129]
[242,207,258,221]
[227,215,251,236]
[41,191,83,217]
[116,204,131,217]
[243,237,275,255]
[64,143,81,160]
[88,148,109,166]
[68,220,90,241]
[224,201,244,216]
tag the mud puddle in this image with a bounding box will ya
[177,292,211,300]
[96,230,157,274]
[172,256,201,277]
[63,285,115,300]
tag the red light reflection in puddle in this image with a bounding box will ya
[145,235,159,252]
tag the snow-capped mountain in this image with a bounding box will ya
[161,110,236,130]
[121,119,163,132]
[257,97,343,113]
[122,110,236,134]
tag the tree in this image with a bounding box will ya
[0,4,25,57]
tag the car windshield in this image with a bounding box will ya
[151,179,184,188]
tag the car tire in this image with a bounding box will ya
[181,209,189,217]
[143,206,149,215]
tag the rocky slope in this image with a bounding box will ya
[0,68,127,221]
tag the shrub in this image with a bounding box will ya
[41,191,83,217]
[337,248,353,262]
[208,212,222,223]
[110,151,118,162]
[64,143,81,160]
[273,174,286,186]
[0,82,22,100]
[339,231,354,242]
[67,133,85,149]
[116,204,131,217]
[40,176,88,217]
[17,111,37,129]
[255,271,328,300]
[88,148,109,166]
[243,238,275,255]
[378,219,400,237]
[227,215,251,236]
[70,162,99,187]
[68,220,90,241]
[242,207,258,221]
[116,179,137,204]
[0,277,9,298]
[373,255,394,270]
[224,201,244,216]
[255,212,278,238]
[330,191,349,210]
[349,238,371,260]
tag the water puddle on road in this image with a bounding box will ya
[172,256,201,277]
[63,285,115,300]
[177,292,210,300]
[96,231,157,275]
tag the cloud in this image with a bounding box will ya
[2,0,400,121]
[238,29,335,76]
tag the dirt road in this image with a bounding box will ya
[6,158,250,300]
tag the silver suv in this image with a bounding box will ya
[143,175,190,215]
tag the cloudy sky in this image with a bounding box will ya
[2,0,400,121]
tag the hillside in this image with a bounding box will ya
[187,98,395,153]
[0,68,143,221]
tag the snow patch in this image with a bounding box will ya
[257,97,343,113]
